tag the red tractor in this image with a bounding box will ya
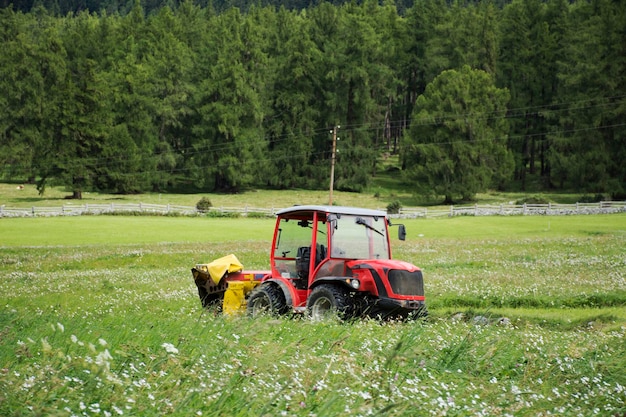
[192,205,426,319]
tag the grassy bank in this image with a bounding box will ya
[0,181,607,210]
[1,215,625,416]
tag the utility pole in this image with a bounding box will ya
[329,125,339,206]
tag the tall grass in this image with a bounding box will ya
[1,215,625,416]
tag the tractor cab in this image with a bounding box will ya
[270,205,400,300]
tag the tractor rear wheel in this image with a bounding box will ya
[247,284,288,317]
[307,284,354,321]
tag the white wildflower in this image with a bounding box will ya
[96,349,113,371]
[41,338,51,353]
[162,343,179,354]
[359,391,372,400]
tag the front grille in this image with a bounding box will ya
[388,270,424,296]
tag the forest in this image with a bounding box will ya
[0,0,624,201]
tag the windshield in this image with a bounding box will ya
[330,214,389,260]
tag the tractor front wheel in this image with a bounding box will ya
[247,284,288,317]
[307,284,354,321]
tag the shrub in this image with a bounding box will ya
[246,211,271,218]
[386,200,402,214]
[196,197,213,212]
[205,210,241,218]
[516,195,550,205]
[579,194,606,203]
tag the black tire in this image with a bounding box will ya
[247,284,288,317]
[307,284,354,321]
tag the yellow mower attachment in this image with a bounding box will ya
[223,275,261,315]
[200,254,244,285]
[192,254,268,314]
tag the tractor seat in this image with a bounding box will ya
[294,244,326,288]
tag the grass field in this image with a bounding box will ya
[0,181,599,210]
[1,214,625,416]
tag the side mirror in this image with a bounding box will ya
[398,224,406,241]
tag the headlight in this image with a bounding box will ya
[348,279,360,290]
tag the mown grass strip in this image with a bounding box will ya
[431,292,626,309]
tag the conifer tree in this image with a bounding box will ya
[403,65,512,203]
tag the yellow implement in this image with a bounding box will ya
[192,254,266,315]
[201,254,244,284]
[223,275,261,315]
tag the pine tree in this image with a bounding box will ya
[403,66,512,203]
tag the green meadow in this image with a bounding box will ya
[0,181,604,210]
[1,214,625,416]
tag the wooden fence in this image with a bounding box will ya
[0,203,278,218]
[394,201,626,218]
[1,201,624,218]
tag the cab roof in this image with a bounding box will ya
[276,205,387,218]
